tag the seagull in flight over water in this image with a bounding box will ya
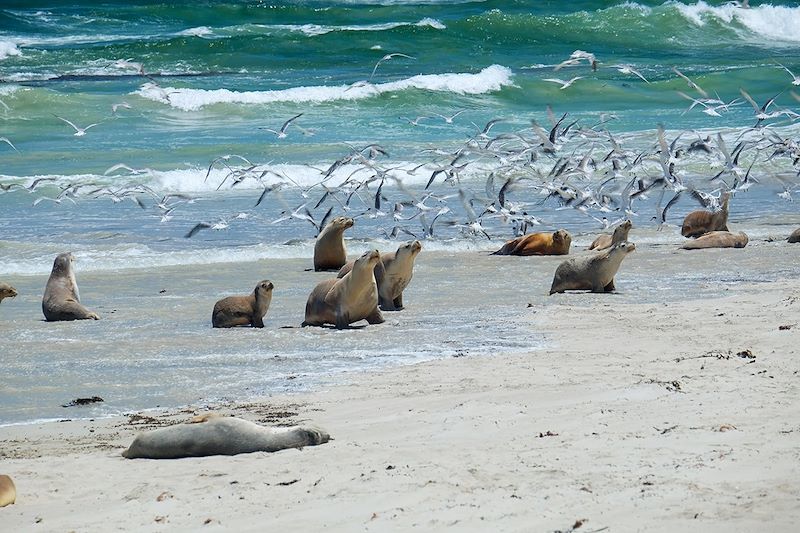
[369,53,415,82]
[53,115,101,137]
[542,76,584,90]
[259,113,304,139]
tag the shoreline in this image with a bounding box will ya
[2,277,799,531]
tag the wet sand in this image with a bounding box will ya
[1,247,799,531]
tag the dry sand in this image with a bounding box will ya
[1,278,799,532]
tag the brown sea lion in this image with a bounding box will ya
[0,282,17,304]
[0,475,15,507]
[212,280,274,328]
[681,191,730,238]
[588,220,632,251]
[42,252,99,321]
[122,415,330,459]
[314,216,354,271]
[550,242,635,294]
[303,249,384,328]
[681,231,748,250]
[788,228,800,243]
[492,229,572,256]
[337,240,422,311]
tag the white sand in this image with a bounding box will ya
[2,278,799,532]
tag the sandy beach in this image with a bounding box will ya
[2,267,798,532]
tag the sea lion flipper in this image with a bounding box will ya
[334,310,350,330]
[604,279,616,292]
[365,307,384,324]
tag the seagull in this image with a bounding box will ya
[672,66,708,98]
[776,63,800,86]
[610,64,649,83]
[53,115,101,136]
[542,76,584,90]
[369,53,415,82]
[259,113,304,139]
[111,101,132,115]
[432,109,466,124]
[401,115,430,126]
[569,50,598,71]
[0,136,19,153]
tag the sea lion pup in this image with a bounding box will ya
[0,282,17,304]
[121,415,330,459]
[314,216,354,271]
[788,228,800,243]
[303,249,384,329]
[42,252,99,321]
[681,191,730,238]
[681,231,748,250]
[337,240,422,311]
[588,220,632,251]
[492,229,572,256]
[212,280,274,328]
[0,475,15,507]
[549,242,635,295]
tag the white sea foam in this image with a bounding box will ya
[0,40,22,60]
[134,64,514,111]
[178,26,214,37]
[673,1,800,43]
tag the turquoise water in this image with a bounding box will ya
[1,1,799,424]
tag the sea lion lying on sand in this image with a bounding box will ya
[42,252,99,321]
[337,240,422,311]
[788,228,800,243]
[0,475,15,507]
[303,249,383,328]
[212,280,274,328]
[681,191,730,238]
[588,220,632,251]
[550,242,635,294]
[314,216,354,271]
[681,231,748,250]
[492,229,572,256]
[0,283,17,304]
[122,415,330,459]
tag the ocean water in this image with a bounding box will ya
[1,0,800,425]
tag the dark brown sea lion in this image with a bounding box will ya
[42,252,99,321]
[550,242,635,294]
[337,240,422,311]
[314,216,354,271]
[303,249,383,329]
[681,191,730,238]
[212,280,274,328]
[788,228,800,243]
[492,229,572,256]
[681,231,748,250]
[0,282,17,304]
[122,415,330,459]
[588,220,632,251]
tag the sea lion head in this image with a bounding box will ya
[354,249,381,272]
[52,252,75,275]
[552,229,572,251]
[328,217,354,231]
[619,220,633,232]
[611,241,636,256]
[397,240,422,259]
[0,283,17,301]
[254,279,274,296]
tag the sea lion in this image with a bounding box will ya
[0,475,15,507]
[314,216,354,271]
[42,252,99,321]
[0,282,17,304]
[303,249,384,329]
[788,228,800,243]
[212,280,274,328]
[681,191,730,238]
[681,231,748,250]
[549,242,636,295]
[337,240,422,311]
[121,415,330,459]
[588,220,632,251]
[492,229,572,256]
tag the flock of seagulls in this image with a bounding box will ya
[1,50,799,243]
